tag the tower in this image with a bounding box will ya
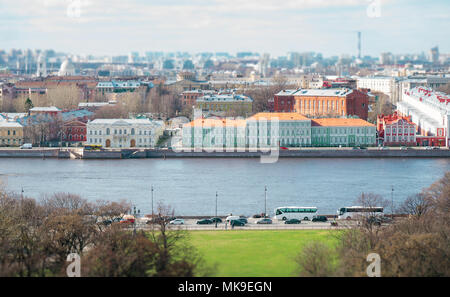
[36,52,47,77]
[357,31,361,59]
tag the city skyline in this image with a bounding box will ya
[1,0,449,57]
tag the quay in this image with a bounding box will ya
[0,147,449,159]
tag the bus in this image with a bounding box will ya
[274,206,318,221]
[337,206,384,220]
[83,144,102,151]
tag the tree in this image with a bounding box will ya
[24,98,34,112]
[397,193,432,218]
[296,241,336,276]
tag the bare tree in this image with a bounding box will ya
[397,193,432,218]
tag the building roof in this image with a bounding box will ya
[0,121,22,128]
[311,118,375,127]
[292,88,353,97]
[61,109,94,122]
[88,119,159,126]
[247,112,309,121]
[30,106,61,112]
[197,94,253,102]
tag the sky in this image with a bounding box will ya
[1,0,449,57]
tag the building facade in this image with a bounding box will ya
[196,94,253,115]
[310,118,376,147]
[377,112,416,146]
[0,122,24,147]
[397,87,450,147]
[182,118,247,149]
[62,120,87,145]
[356,77,399,102]
[87,119,164,148]
[292,88,369,120]
[246,113,311,147]
[182,113,376,149]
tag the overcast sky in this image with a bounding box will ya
[1,0,449,57]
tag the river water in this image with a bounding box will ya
[0,158,449,216]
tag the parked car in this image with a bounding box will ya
[257,218,272,224]
[147,216,176,224]
[252,212,267,218]
[284,218,301,224]
[237,218,248,224]
[20,143,32,149]
[210,217,222,223]
[400,146,407,150]
[432,147,440,150]
[196,219,213,225]
[169,219,185,225]
[230,219,245,227]
[312,216,328,222]
[425,146,433,150]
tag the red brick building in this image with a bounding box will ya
[272,88,369,120]
[62,120,87,144]
[377,112,416,146]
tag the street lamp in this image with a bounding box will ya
[151,185,154,219]
[391,185,394,219]
[264,185,267,218]
[215,191,218,228]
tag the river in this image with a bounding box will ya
[0,158,449,216]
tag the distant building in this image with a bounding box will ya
[397,87,449,147]
[180,90,214,107]
[286,88,369,120]
[96,80,141,93]
[356,77,399,102]
[196,93,253,115]
[86,119,164,148]
[29,106,62,117]
[377,112,416,146]
[62,120,87,145]
[0,121,23,147]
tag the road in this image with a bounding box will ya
[134,217,358,230]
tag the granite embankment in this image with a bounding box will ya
[1,148,449,159]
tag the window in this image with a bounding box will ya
[131,128,135,135]
[106,128,110,135]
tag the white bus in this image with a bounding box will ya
[337,206,384,220]
[274,207,318,221]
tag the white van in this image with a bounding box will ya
[20,143,32,149]
[225,215,240,222]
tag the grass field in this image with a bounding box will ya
[189,230,338,277]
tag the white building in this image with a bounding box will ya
[397,87,450,147]
[86,119,164,148]
[357,76,399,102]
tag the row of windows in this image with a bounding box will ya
[89,128,152,136]
[89,138,152,143]
[312,127,372,135]
[386,127,415,134]
[0,130,17,136]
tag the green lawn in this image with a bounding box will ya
[189,230,338,277]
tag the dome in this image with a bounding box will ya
[58,58,75,76]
